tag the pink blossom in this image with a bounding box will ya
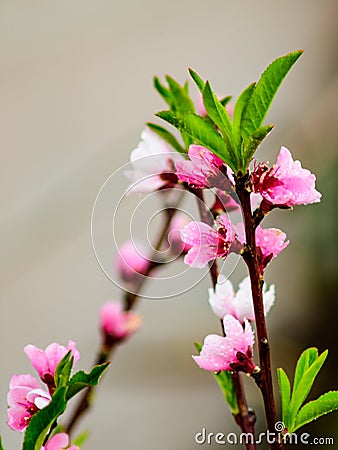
[24,341,80,388]
[251,146,321,207]
[193,315,256,374]
[7,374,51,431]
[167,214,192,255]
[41,433,79,450]
[209,275,275,322]
[176,145,225,189]
[180,214,235,268]
[234,223,289,273]
[100,302,141,342]
[125,127,183,193]
[256,226,289,273]
[115,240,150,282]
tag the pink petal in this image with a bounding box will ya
[66,340,80,366]
[24,345,49,379]
[184,245,217,268]
[26,388,51,409]
[45,433,69,450]
[44,343,69,377]
[9,374,40,390]
[7,406,30,431]
[7,386,32,408]
[193,334,233,371]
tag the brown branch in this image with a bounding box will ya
[236,174,282,450]
[65,190,184,436]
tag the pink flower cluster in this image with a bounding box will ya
[125,117,321,380]
[7,341,80,432]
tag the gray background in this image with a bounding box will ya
[1,1,338,449]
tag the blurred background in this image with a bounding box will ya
[1,1,337,448]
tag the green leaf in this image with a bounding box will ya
[213,371,239,415]
[233,82,256,156]
[292,391,338,432]
[54,351,73,389]
[202,81,236,164]
[156,111,236,171]
[194,343,238,414]
[73,430,90,447]
[277,368,291,429]
[240,50,303,139]
[188,68,205,92]
[153,77,174,109]
[220,96,232,107]
[22,387,67,450]
[146,123,185,154]
[165,75,195,114]
[0,436,5,450]
[66,362,110,401]
[293,347,318,395]
[242,124,274,166]
[289,350,328,428]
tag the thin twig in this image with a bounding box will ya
[65,190,184,435]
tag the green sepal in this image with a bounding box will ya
[188,68,205,92]
[54,351,74,389]
[146,122,186,154]
[288,350,328,427]
[66,362,110,401]
[277,368,291,428]
[73,430,90,447]
[156,111,236,171]
[153,77,174,109]
[202,81,237,165]
[242,124,274,167]
[22,387,67,450]
[194,343,238,414]
[240,50,303,139]
[293,391,338,432]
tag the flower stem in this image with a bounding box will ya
[236,174,282,450]
[194,188,257,449]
